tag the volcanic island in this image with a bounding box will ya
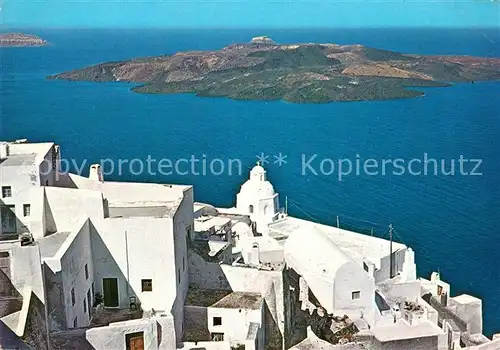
[48,36,500,103]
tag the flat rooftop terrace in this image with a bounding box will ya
[68,174,190,202]
[194,216,232,232]
[6,142,54,157]
[0,141,54,167]
[108,205,178,218]
[90,308,143,327]
[185,288,263,310]
[371,320,441,342]
[0,153,37,167]
[38,231,71,258]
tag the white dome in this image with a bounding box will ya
[240,178,275,197]
[250,164,266,177]
[259,181,275,196]
[239,163,275,197]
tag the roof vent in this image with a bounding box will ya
[89,164,104,182]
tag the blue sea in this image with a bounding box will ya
[1,28,499,335]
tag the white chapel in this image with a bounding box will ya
[236,163,280,234]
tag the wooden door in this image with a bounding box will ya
[126,332,144,350]
[102,278,119,307]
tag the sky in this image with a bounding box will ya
[2,0,499,28]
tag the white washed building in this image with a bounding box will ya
[1,140,193,349]
[236,164,283,234]
[0,141,60,238]
[1,140,499,350]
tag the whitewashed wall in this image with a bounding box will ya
[208,306,262,344]
[448,296,483,335]
[44,220,95,329]
[86,314,176,350]
[38,146,57,187]
[28,187,46,239]
[184,305,263,346]
[170,186,194,341]
[0,144,57,236]
[44,187,105,233]
[92,216,176,312]
[334,262,375,325]
[189,251,286,348]
[8,244,45,301]
[377,280,421,304]
[375,249,407,284]
[1,164,39,235]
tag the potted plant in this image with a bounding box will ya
[93,292,103,307]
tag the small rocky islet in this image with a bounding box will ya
[0,33,47,47]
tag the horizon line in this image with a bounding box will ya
[3,25,500,30]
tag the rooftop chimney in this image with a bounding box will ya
[0,143,9,159]
[89,164,104,182]
[249,242,260,266]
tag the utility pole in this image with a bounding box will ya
[125,230,130,296]
[389,224,394,279]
